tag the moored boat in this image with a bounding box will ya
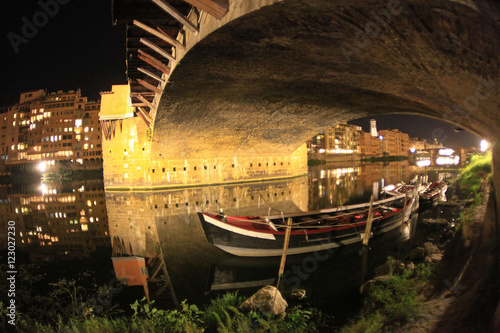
[198,193,417,258]
[418,180,448,208]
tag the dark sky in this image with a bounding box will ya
[349,114,481,149]
[1,1,480,148]
[1,0,126,105]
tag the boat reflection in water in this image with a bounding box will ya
[204,211,418,316]
[104,162,444,307]
[0,161,452,316]
[198,192,417,257]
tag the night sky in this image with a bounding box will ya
[1,0,126,105]
[1,1,480,148]
[349,114,481,149]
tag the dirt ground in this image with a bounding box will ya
[399,188,499,333]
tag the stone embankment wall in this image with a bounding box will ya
[102,117,307,190]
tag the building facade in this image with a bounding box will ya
[310,123,361,154]
[0,90,103,170]
[358,131,382,157]
[379,129,409,157]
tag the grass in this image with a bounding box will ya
[4,291,331,333]
[456,152,491,197]
[341,259,432,333]
[455,153,492,232]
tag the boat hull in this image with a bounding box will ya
[199,206,412,257]
[419,181,448,210]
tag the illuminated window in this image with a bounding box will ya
[75,119,82,127]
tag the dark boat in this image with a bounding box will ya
[198,193,417,257]
[418,180,448,208]
[382,181,448,210]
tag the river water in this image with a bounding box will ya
[0,161,459,318]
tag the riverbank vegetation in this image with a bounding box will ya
[340,261,432,332]
[1,278,329,333]
[456,152,491,197]
[360,155,408,163]
[456,152,492,232]
[340,153,494,332]
[307,159,327,166]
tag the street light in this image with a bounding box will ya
[480,139,489,152]
[37,161,46,172]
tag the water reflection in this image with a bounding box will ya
[105,176,309,304]
[0,179,109,262]
[1,161,459,310]
[105,161,446,306]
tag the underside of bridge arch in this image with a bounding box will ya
[153,0,500,160]
[103,0,500,191]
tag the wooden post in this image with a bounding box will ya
[360,245,369,291]
[137,78,162,94]
[133,20,185,50]
[137,67,165,83]
[362,195,374,246]
[401,191,408,224]
[182,0,229,20]
[276,217,293,288]
[135,94,154,110]
[151,0,199,35]
[138,50,171,75]
[140,38,177,64]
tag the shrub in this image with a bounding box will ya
[340,311,385,333]
[457,153,492,197]
[341,260,432,332]
[130,298,203,333]
[202,292,244,332]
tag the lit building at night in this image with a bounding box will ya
[358,131,382,157]
[379,129,409,157]
[309,123,361,155]
[0,89,103,171]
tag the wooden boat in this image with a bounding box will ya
[418,180,448,208]
[198,193,417,257]
[383,180,447,209]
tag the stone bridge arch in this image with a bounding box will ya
[102,2,500,322]
[152,0,499,158]
[103,0,500,195]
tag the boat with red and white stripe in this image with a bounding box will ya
[198,192,417,257]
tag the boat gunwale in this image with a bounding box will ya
[200,195,414,236]
[225,192,407,221]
